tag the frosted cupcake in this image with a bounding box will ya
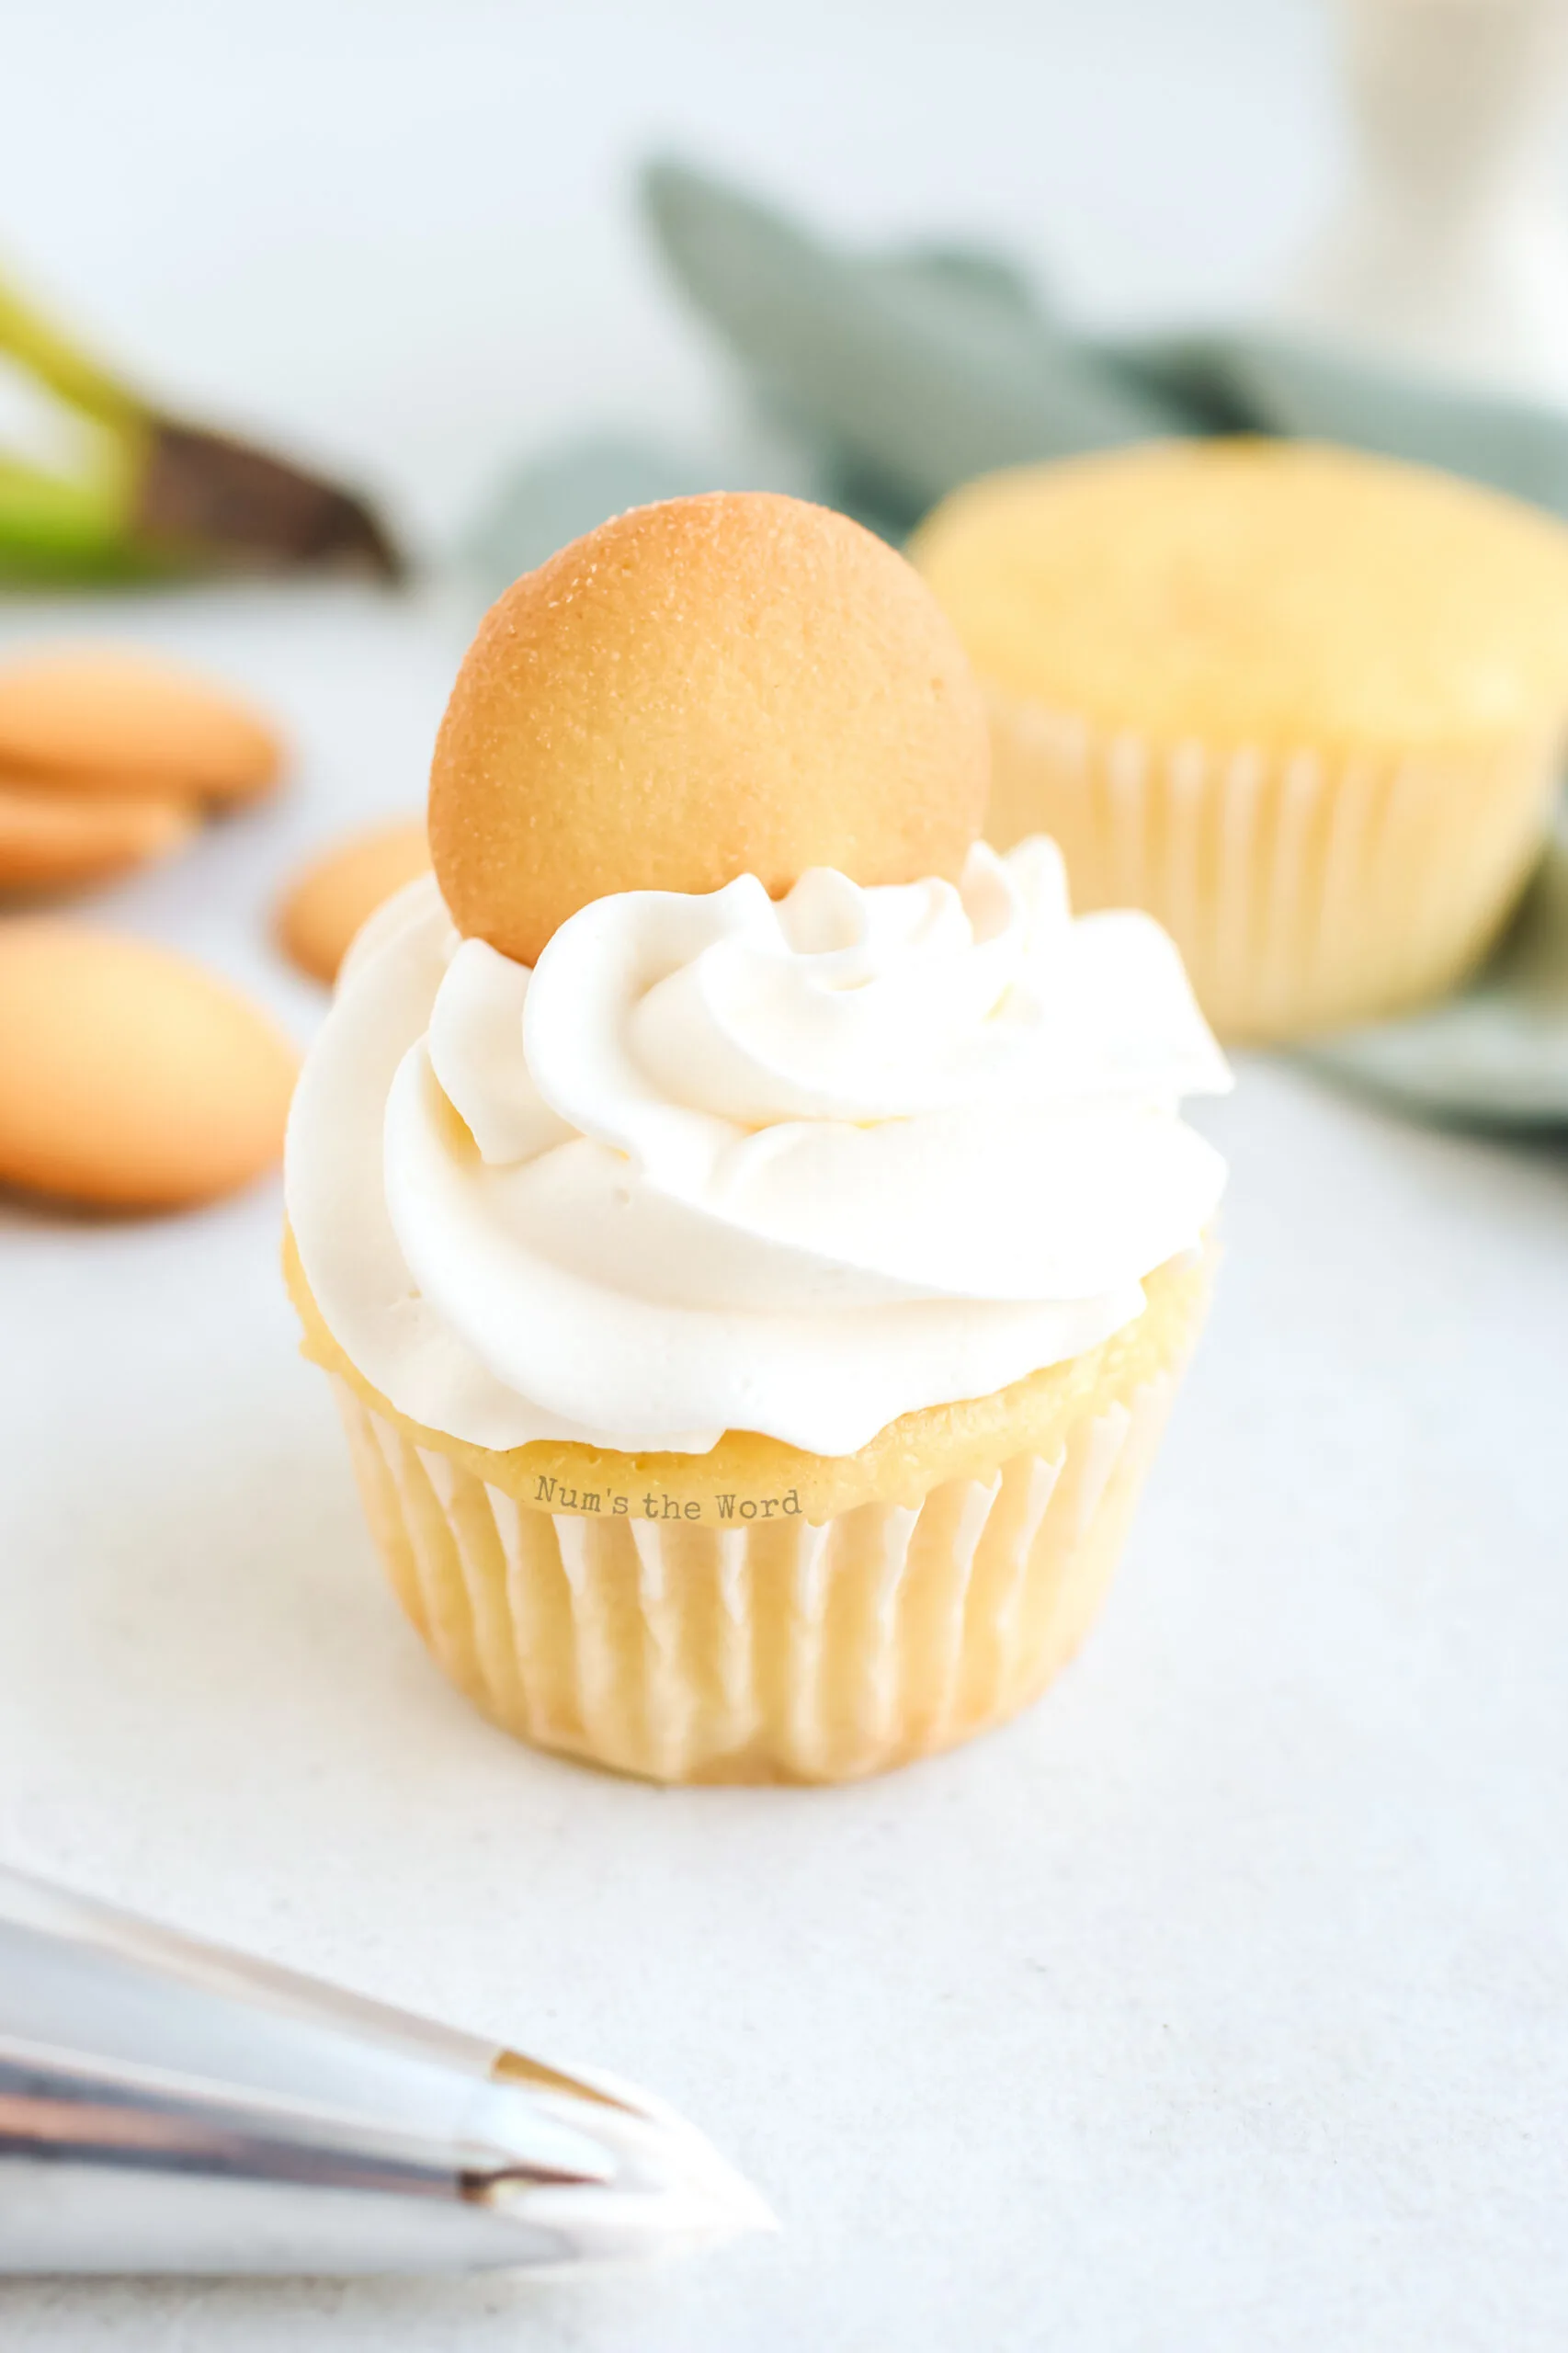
[910,440,1568,1043]
[285,493,1230,1783]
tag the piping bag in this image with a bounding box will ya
[0,1863,772,2274]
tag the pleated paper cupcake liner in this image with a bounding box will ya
[334,1366,1181,1785]
[987,689,1560,1044]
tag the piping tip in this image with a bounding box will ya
[0,1862,773,2276]
[480,2051,778,2262]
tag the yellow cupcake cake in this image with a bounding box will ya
[910,440,1568,1042]
[285,491,1231,1783]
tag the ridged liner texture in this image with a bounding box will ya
[986,690,1560,1045]
[333,1358,1187,1787]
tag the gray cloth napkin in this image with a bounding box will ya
[1302,813,1568,1126]
[471,158,1568,1129]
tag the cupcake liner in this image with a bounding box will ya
[987,690,1560,1043]
[333,1365,1182,1786]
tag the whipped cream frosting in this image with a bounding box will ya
[285,840,1231,1457]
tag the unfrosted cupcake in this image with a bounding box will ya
[910,440,1568,1043]
[284,493,1230,1784]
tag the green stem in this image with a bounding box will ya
[0,446,153,579]
[0,265,146,426]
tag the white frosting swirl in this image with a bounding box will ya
[286,841,1230,1456]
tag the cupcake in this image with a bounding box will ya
[910,440,1568,1043]
[284,493,1230,1784]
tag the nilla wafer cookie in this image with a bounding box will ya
[0,926,299,1211]
[0,646,282,801]
[0,782,197,892]
[429,492,990,968]
[276,818,430,984]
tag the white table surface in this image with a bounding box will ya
[4,6,1568,2347]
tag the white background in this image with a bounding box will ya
[2,5,1567,2348]
[0,0,1336,557]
